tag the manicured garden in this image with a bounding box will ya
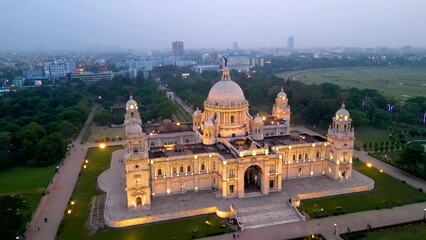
[57,146,233,240]
[300,159,426,218]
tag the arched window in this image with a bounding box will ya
[201,163,205,171]
[157,168,162,176]
[187,166,191,172]
[150,141,155,147]
[230,115,235,124]
[305,153,308,159]
[298,154,302,160]
[131,112,135,118]
[179,166,184,173]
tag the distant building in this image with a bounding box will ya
[193,64,219,74]
[176,60,195,67]
[250,57,265,68]
[403,46,412,55]
[13,77,25,87]
[44,61,76,78]
[152,65,178,79]
[70,71,113,83]
[287,36,294,49]
[225,56,250,72]
[172,40,184,57]
[23,67,43,79]
[233,42,239,50]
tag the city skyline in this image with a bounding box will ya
[1,0,426,50]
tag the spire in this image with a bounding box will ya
[130,94,133,99]
[341,102,345,109]
[280,87,284,92]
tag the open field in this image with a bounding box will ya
[0,166,56,194]
[278,68,426,99]
[57,146,232,240]
[86,125,124,143]
[300,159,426,218]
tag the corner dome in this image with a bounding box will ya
[127,123,142,135]
[253,113,263,124]
[277,88,287,99]
[336,103,350,119]
[193,107,202,117]
[126,95,138,109]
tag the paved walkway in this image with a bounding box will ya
[26,104,107,240]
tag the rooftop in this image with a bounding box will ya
[258,133,327,147]
[148,142,236,159]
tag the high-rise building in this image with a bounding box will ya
[44,61,76,78]
[287,36,294,49]
[233,42,239,50]
[172,40,184,57]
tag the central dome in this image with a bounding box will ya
[205,68,247,106]
[207,80,245,102]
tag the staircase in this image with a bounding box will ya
[235,202,302,229]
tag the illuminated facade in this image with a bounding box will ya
[124,68,354,209]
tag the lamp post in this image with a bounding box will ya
[424,208,426,220]
[334,223,337,235]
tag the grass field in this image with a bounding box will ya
[57,146,232,240]
[365,222,426,240]
[0,166,56,194]
[300,159,426,218]
[280,68,426,99]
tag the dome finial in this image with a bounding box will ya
[341,102,345,108]
[130,94,133,99]
[222,68,231,81]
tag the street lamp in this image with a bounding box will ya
[334,223,337,235]
[424,208,426,220]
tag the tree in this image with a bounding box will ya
[0,195,28,239]
[350,110,368,127]
[94,112,112,126]
[372,109,391,128]
[35,133,68,166]
[398,143,426,176]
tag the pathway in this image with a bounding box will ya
[25,104,122,240]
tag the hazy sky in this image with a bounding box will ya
[1,0,425,50]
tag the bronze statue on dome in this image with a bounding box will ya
[223,56,228,67]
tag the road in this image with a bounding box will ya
[158,81,194,117]
[25,104,124,240]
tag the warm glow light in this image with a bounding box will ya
[67,209,72,214]
[99,143,106,149]
[167,189,171,194]
[262,116,266,121]
[367,163,372,168]
[380,169,383,173]
[83,165,87,168]
[176,122,180,126]
[70,201,75,205]
[85,160,88,163]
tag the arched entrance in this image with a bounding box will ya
[136,197,142,206]
[244,165,262,193]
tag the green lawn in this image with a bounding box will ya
[21,193,43,220]
[0,166,56,194]
[355,126,390,149]
[57,146,232,240]
[288,68,426,99]
[365,222,426,240]
[300,159,426,218]
[90,215,231,240]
